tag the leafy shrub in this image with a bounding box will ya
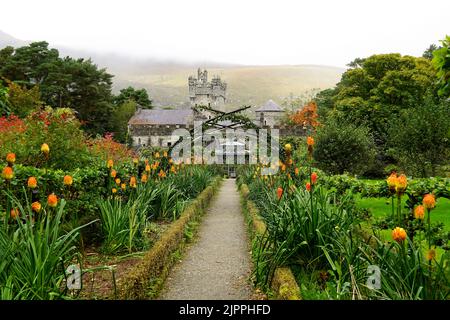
[313,119,376,175]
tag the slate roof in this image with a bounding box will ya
[128,109,193,125]
[255,99,283,112]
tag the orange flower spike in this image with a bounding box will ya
[10,208,20,219]
[107,159,114,169]
[277,187,283,200]
[426,249,436,261]
[6,153,16,165]
[41,143,50,155]
[306,182,311,192]
[47,193,58,207]
[31,201,42,213]
[392,227,407,243]
[423,194,436,210]
[311,172,318,184]
[28,176,38,188]
[130,176,137,188]
[395,174,407,194]
[2,166,13,180]
[414,205,425,220]
[145,164,151,172]
[386,172,398,192]
[110,169,117,178]
[307,136,314,146]
[141,174,148,183]
[63,175,73,186]
[294,167,299,176]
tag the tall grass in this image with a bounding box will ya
[0,192,88,300]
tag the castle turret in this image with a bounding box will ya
[188,69,226,113]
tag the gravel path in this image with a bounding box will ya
[159,179,253,300]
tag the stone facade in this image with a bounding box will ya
[188,68,227,111]
[128,69,305,148]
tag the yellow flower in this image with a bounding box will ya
[115,178,121,185]
[395,174,407,194]
[284,143,292,152]
[63,175,73,186]
[423,194,436,210]
[414,205,425,220]
[121,183,126,190]
[392,227,407,243]
[155,152,160,159]
[31,201,42,213]
[163,151,168,157]
[107,159,114,169]
[112,188,117,194]
[47,193,58,207]
[28,176,38,188]
[170,165,176,173]
[2,166,13,180]
[41,143,50,155]
[6,153,16,165]
[133,157,139,165]
[426,249,436,261]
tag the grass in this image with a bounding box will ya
[356,196,450,231]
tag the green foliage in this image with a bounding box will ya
[0,107,92,170]
[0,193,89,299]
[113,86,152,108]
[313,119,376,175]
[110,100,137,143]
[387,98,450,177]
[432,35,450,98]
[0,42,114,135]
[6,81,42,117]
[323,53,438,158]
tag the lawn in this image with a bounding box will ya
[356,196,450,231]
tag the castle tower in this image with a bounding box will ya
[188,68,226,119]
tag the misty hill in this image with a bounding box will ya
[0,30,345,109]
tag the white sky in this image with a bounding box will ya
[1,0,449,67]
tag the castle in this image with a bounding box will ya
[189,68,227,109]
[127,69,299,148]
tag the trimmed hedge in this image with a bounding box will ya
[239,183,301,300]
[117,177,222,299]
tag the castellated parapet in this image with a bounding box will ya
[188,68,227,109]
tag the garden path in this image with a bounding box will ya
[159,178,252,299]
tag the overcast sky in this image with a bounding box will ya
[1,0,449,67]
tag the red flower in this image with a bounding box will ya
[311,172,318,184]
[306,182,311,192]
[277,187,283,200]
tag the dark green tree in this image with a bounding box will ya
[423,44,438,60]
[0,42,115,135]
[313,118,376,175]
[113,86,152,108]
[111,100,137,143]
[387,98,450,177]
